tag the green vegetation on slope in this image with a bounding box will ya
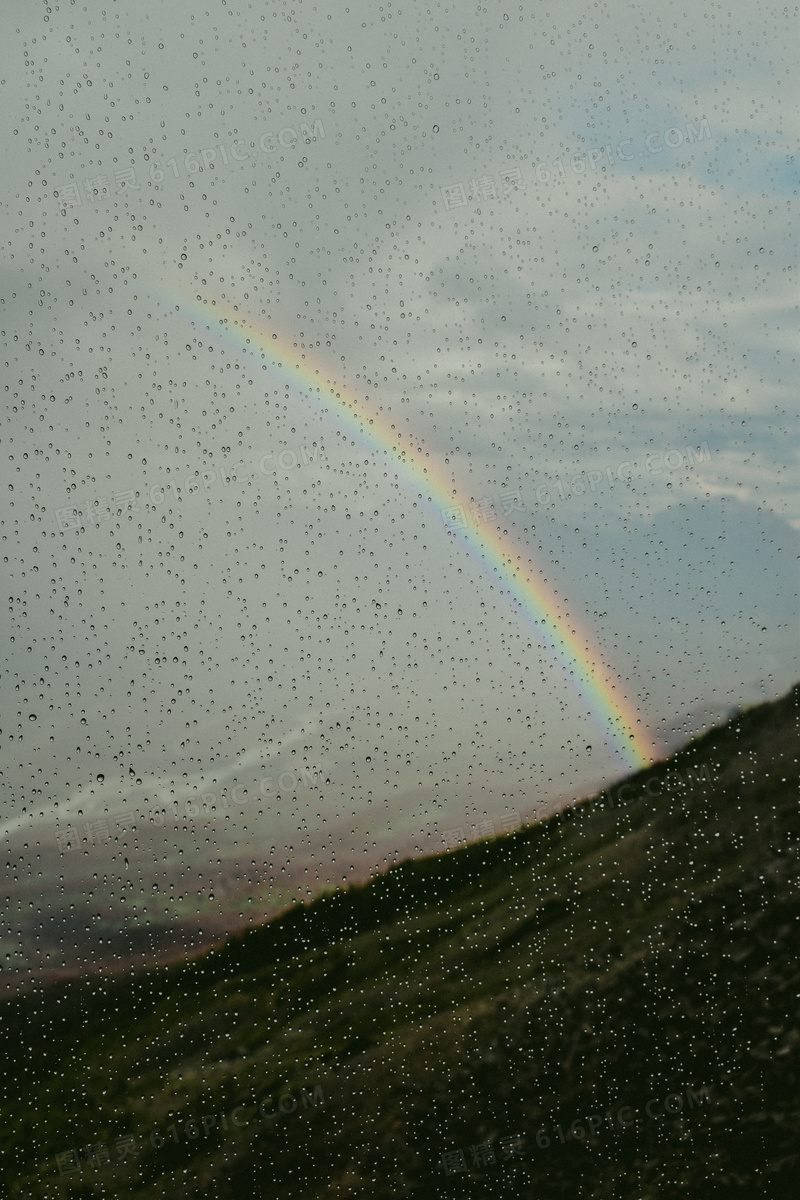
[1,686,798,1199]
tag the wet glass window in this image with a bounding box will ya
[1,2,798,1196]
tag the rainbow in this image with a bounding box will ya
[143,277,654,772]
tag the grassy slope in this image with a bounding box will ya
[1,685,798,1199]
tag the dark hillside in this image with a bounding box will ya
[1,685,798,1199]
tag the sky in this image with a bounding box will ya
[1,0,797,986]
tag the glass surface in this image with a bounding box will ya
[1,2,797,1196]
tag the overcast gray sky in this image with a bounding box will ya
[1,0,797,984]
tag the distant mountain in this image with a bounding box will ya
[1,685,798,1199]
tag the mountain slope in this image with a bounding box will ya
[1,685,798,1199]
